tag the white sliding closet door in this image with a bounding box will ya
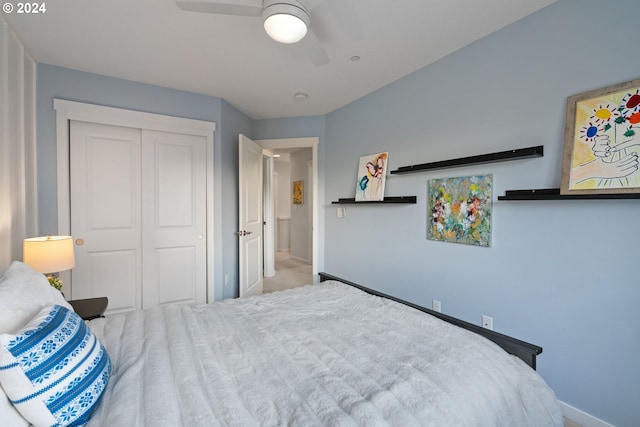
[141,130,207,308]
[70,121,207,314]
[70,122,142,314]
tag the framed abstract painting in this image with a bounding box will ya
[427,175,492,247]
[561,78,640,195]
[355,152,388,201]
[293,180,303,205]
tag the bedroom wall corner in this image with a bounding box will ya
[219,100,254,300]
[0,16,37,272]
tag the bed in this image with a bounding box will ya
[0,262,563,426]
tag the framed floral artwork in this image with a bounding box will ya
[561,78,640,195]
[427,175,492,247]
[293,180,303,205]
[355,152,388,201]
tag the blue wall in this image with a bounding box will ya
[219,100,254,299]
[323,0,639,425]
[36,64,251,301]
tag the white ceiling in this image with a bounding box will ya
[5,0,556,120]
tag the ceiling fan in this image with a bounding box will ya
[176,0,330,66]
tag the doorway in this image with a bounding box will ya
[258,137,318,293]
[263,148,313,293]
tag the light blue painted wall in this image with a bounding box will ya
[254,116,325,140]
[36,64,249,301]
[220,100,254,299]
[323,0,639,425]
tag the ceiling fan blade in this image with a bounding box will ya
[176,0,262,16]
[296,28,329,66]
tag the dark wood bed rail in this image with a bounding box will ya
[319,272,542,370]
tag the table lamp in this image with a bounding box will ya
[23,235,76,291]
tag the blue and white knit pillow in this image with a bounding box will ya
[0,305,111,427]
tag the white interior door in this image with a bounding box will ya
[70,121,142,314]
[238,134,263,297]
[141,130,207,308]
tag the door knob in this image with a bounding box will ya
[235,230,253,236]
[75,238,85,246]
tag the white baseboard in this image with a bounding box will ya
[559,401,615,427]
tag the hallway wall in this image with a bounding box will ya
[290,148,312,264]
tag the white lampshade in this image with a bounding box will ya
[23,236,76,274]
[263,3,309,44]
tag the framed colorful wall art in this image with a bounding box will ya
[293,180,303,205]
[355,152,388,201]
[427,175,492,247]
[561,78,640,195]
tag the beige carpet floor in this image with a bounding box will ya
[263,252,313,293]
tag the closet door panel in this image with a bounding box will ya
[156,246,196,304]
[70,121,142,314]
[142,130,207,308]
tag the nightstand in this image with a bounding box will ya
[68,297,109,320]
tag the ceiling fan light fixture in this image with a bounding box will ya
[263,2,310,44]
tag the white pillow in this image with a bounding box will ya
[0,261,73,333]
[0,386,29,427]
[0,304,111,427]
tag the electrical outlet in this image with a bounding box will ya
[482,315,493,330]
[337,207,346,218]
[224,274,229,286]
[432,299,441,313]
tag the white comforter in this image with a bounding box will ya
[87,281,563,426]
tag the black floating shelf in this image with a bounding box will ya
[498,188,640,200]
[331,196,417,204]
[390,145,543,175]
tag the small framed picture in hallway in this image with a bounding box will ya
[293,180,304,204]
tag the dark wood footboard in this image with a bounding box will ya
[319,272,542,370]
